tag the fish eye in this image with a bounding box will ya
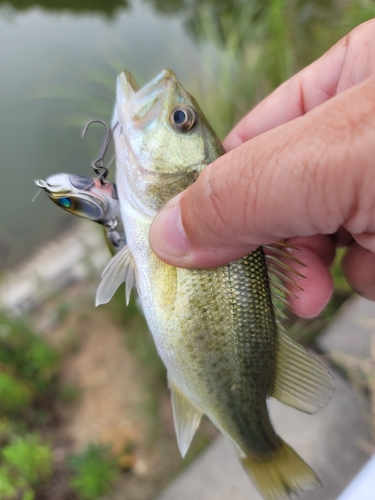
[56,197,74,209]
[170,105,197,132]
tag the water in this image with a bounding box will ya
[0,0,201,268]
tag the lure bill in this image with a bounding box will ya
[35,174,125,253]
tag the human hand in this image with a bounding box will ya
[150,19,375,318]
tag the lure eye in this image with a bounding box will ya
[170,106,197,132]
[57,197,73,209]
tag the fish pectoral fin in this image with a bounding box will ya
[95,245,136,306]
[170,381,202,457]
[271,332,335,414]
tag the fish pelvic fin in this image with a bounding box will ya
[271,332,335,414]
[95,245,136,306]
[169,380,202,457]
[239,439,320,500]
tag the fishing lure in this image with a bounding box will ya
[35,174,125,253]
[35,120,124,253]
[82,119,118,182]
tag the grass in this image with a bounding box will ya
[69,444,118,500]
[190,0,375,140]
[0,312,58,498]
[0,311,60,396]
[0,373,32,416]
[2,434,52,486]
[0,419,53,498]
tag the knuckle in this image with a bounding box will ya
[339,19,375,86]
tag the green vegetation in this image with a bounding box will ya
[0,426,53,500]
[0,311,60,396]
[0,373,32,416]
[0,311,61,419]
[191,0,375,139]
[0,312,58,498]
[0,0,129,16]
[0,310,124,499]
[1,434,52,487]
[69,444,118,500]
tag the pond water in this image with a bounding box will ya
[0,0,203,268]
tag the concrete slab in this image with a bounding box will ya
[337,454,375,500]
[0,221,109,314]
[318,295,375,359]
[155,365,371,500]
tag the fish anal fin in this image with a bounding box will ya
[95,245,136,306]
[240,439,320,500]
[271,333,335,414]
[170,381,202,457]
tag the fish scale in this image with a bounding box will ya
[224,251,278,454]
[96,69,336,500]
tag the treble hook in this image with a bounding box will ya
[82,119,118,183]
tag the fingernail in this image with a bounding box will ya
[150,197,190,257]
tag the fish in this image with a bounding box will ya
[35,174,126,254]
[96,69,335,500]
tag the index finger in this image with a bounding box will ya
[224,19,375,150]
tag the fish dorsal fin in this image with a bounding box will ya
[170,380,203,457]
[95,245,136,306]
[271,332,335,414]
[263,242,306,320]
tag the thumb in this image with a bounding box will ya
[150,77,375,268]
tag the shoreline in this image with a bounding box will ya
[0,221,110,315]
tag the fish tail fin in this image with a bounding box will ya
[239,439,320,500]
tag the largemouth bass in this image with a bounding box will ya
[97,69,335,500]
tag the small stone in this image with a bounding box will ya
[118,454,136,471]
[133,458,148,477]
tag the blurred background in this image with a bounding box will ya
[0,0,375,499]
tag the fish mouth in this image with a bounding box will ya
[115,69,184,142]
[116,70,140,104]
[116,69,179,116]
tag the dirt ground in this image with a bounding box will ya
[33,280,217,500]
